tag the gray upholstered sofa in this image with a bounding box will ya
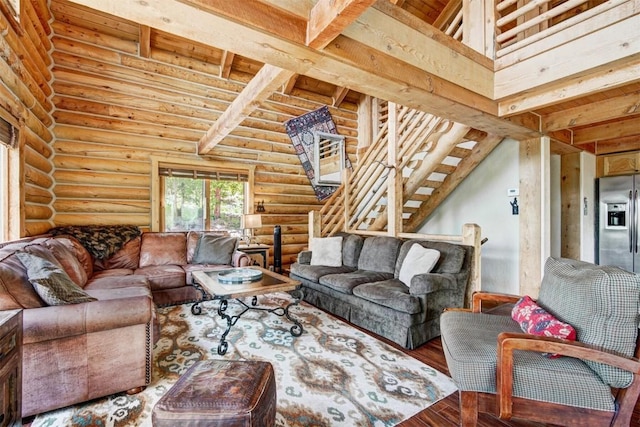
[290,233,473,349]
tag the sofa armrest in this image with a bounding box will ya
[22,294,153,345]
[409,273,456,295]
[496,332,640,419]
[232,250,252,267]
[472,291,521,313]
[297,250,312,265]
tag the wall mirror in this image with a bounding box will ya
[313,131,345,186]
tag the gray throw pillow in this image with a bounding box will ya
[15,252,97,306]
[192,235,238,265]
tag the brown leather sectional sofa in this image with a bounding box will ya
[0,231,250,418]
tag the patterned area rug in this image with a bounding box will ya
[284,106,351,201]
[32,293,456,427]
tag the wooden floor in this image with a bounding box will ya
[392,336,640,427]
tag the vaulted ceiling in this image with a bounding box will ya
[63,0,640,156]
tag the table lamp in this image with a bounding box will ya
[243,214,262,245]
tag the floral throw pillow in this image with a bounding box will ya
[511,295,577,358]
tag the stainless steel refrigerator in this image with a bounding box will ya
[596,174,640,272]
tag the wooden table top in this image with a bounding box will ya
[192,267,301,299]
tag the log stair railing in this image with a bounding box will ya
[315,100,503,238]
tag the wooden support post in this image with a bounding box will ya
[387,102,402,236]
[309,211,321,240]
[462,223,482,307]
[519,136,550,298]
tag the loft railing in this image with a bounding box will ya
[495,0,621,59]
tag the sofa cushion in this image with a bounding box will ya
[398,244,440,287]
[538,257,640,388]
[357,236,402,274]
[440,310,616,411]
[50,236,93,280]
[186,231,227,263]
[335,233,365,268]
[139,233,187,267]
[44,238,89,287]
[289,263,356,283]
[192,235,238,265]
[310,236,343,267]
[352,279,421,314]
[319,270,394,294]
[93,237,141,271]
[15,252,97,306]
[84,274,149,291]
[135,265,186,291]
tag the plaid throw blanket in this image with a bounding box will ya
[49,225,142,260]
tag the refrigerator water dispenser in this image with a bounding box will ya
[606,203,627,228]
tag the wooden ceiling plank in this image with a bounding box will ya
[139,25,151,58]
[219,50,235,79]
[543,91,640,132]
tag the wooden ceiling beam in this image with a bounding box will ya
[282,73,299,94]
[219,50,234,79]
[332,86,350,107]
[197,0,376,154]
[499,56,640,116]
[543,91,640,132]
[65,0,539,139]
[572,116,640,145]
[594,136,640,155]
[139,25,151,58]
[197,65,294,154]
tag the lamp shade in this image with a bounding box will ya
[244,214,262,229]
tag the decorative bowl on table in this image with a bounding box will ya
[217,267,263,284]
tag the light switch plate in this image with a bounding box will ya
[507,188,519,197]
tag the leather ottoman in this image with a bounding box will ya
[152,359,277,426]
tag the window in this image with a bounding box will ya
[159,165,249,232]
[0,116,17,243]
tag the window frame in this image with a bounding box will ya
[0,111,22,243]
[151,156,255,232]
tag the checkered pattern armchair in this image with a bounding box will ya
[440,257,640,427]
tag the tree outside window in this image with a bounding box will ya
[161,168,246,232]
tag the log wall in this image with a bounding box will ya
[49,1,359,269]
[0,0,55,237]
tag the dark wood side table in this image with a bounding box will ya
[238,244,270,269]
[0,309,21,426]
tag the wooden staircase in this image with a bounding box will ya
[316,100,503,237]
[313,2,504,238]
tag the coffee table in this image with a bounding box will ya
[191,267,304,355]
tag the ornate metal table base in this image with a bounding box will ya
[191,284,304,355]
